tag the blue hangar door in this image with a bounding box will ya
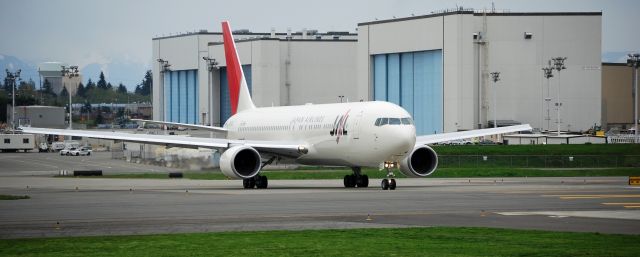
[373,50,443,135]
[163,70,199,124]
[219,65,252,125]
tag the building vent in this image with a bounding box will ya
[524,32,533,39]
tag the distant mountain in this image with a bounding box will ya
[81,59,148,91]
[0,54,39,85]
[0,54,149,92]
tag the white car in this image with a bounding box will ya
[60,147,76,156]
[69,147,92,156]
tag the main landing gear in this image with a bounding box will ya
[343,167,369,188]
[243,175,268,189]
[381,162,397,190]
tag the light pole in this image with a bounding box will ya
[5,69,21,131]
[61,66,79,129]
[157,58,171,122]
[203,56,218,126]
[551,57,567,136]
[628,53,640,143]
[542,65,554,132]
[490,72,500,128]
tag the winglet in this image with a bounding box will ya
[222,21,255,115]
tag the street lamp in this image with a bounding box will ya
[551,57,567,136]
[5,69,21,131]
[157,58,171,122]
[203,56,218,126]
[61,65,79,130]
[338,95,345,103]
[627,53,640,143]
[489,71,500,128]
[542,65,554,132]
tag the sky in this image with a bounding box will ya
[0,0,638,82]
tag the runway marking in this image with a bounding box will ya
[624,206,640,208]
[544,194,640,199]
[601,203,640,205]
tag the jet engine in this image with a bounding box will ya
[398,145,438,177]
[219,145,261,179]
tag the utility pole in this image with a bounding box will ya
[489,72,500,128]
[5,69,21,131]
[628,53,640,143]
[542,65,554,132]
[551,57,567,136]
[61,65,79,129]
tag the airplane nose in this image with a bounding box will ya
[390,126,416,154]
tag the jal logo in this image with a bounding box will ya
[330,110,350,143]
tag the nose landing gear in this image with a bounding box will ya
[343,167,369,188]
[381,162,397,190]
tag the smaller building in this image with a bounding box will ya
[601,63,638,130]
[12,105,66,128]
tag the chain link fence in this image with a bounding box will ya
[438,155,640,168]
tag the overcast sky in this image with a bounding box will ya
[1,0,638,69]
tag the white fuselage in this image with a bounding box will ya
[224,101,416,167]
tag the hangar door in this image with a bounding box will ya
[219,65,252,125]
[164,70,199,124]
[373,50,443,135]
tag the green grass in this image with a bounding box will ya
[94,167,640,180]
[432,144,640,155]
[1,227,638,257]
[0,195,30,200]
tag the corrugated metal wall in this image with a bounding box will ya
[163,70,199,124]
[219,65,252,125]
[373,50,443,135]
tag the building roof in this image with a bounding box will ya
[358,10,602,26]
[153,30,357,41]
[207,37,357,46]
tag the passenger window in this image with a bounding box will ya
[380,118,389,126]
[4,139,9,144]
[375,118,381,126]
[23,138,29,144]
[389,118,401,125]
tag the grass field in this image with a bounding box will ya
[0,195,30,200]
[1,227,638,257]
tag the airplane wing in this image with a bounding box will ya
[131,119,228,134]
[19,127,304,158]
[415,124,532,146]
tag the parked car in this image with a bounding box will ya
[51,142,66,151]
[60,147,76,156]
[69,147,91,156]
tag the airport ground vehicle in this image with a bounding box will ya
[69,147,91,156]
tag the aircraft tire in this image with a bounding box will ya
[389,179,396,190]
[381,179,389,190]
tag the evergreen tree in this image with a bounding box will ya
[76,82,85,97]
[117,83,127,94]
[60,87,68,98]
[97,71,107,89]
[42,79,54,95]
[134,70,152,96]
[85,79,96,91]
[106,82,113,90]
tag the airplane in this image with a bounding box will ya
[20,21,532,190]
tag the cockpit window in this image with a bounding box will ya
[401,117,413,125]
[374,118,381,126]
[380,118,389,126]
[376,117,414,126]
[389,118,401,125]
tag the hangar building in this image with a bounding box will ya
[152,10,602,135]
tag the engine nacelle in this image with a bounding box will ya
[219,145,261,179]
[399,145,438,177]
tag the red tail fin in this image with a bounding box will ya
[222,21,255,115]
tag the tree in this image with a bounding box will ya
[135,70,152,96]
[106,82,113,90]
[42,79,54,96]
[97,71,107,90]
[59,87,68,98]
[76,82,86,97]
[117,83,127,94]
[85,78,96,91]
